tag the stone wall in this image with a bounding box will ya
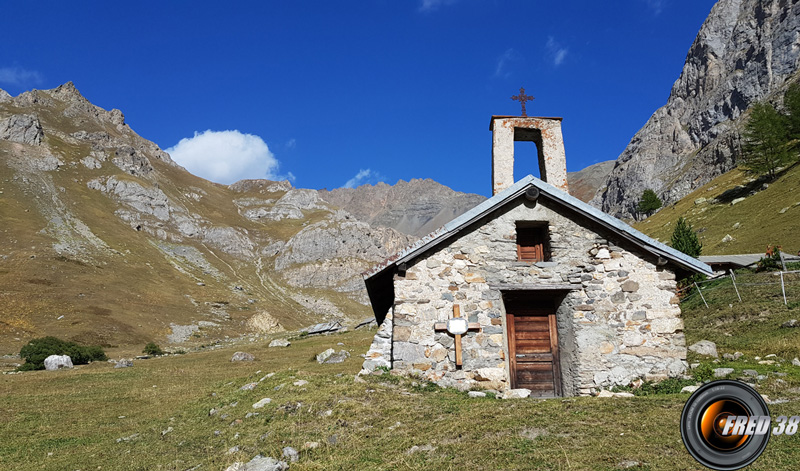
[372,196,686,395]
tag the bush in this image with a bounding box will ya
[613,377,697,396]
[19,336,107,370]
[143,342,165,356]
[692,363,715,383]
[757,245,783,272]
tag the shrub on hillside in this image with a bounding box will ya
[757,245,783,272]
[18,336,107,371]
[143,342,165,356]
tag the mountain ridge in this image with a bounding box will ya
[592,0,800,219]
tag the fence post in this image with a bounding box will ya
[729,269,742,303]
[779,250,787,272]
[781,272,787,305]
[695,281,709,308]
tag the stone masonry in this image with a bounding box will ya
[362,196,686,395]
[491,116,568,195]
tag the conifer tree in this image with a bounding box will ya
[670,217,702,258]
[784,83,800,142]
[637,189,662,217]
[740,102,792,180]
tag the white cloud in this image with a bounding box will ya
[494,48,520,79]
[644,0,666,15]
[166,130,288,185]
[343,169,384,189]
[545,37,569,67]
[0,66,43,88]
[419,0,459,12]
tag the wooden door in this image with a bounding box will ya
[506,297,562,397]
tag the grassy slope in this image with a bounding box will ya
[634,163,800,255]
[0,94,371,354]
[3,302,800,471]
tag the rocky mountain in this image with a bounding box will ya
[566,160,614,203]
[592,0,800,219]
[319,180,486,237]
[0,83,413,351]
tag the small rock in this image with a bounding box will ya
[596,390,614,398]
[714,368,734,378]
[468,391,487,398]
[44,355,73,371]
[620,280,639,292]
[681,385,699,393]
[114,358,134,368]
[115,433,139,443]
[161,426,173,436]
[503,388,531,399]
[252,398,272,409]
[268,339,291,348]
[303,441,320,449]
[792,358,800,367]
[227,446,241,454]
[688,340,718,358]
[613,392,635,398]
[721,234,734,243]
[732,222,740,229]
[293,380,308,387]
[316,349,350,364]
[231,352,255,362]
[779,207,789,214]
[722,353,736,361]
[758,360,775,365]
[617,460,642,469]
[765,354,777,358]
[731,197,746,205]
[240,382,258,391]
[282,446,299,463]
[733,352,743,360]
[742,369,759,377]
[240,455,289,471]
[406,444,437,454]
[781,319,798,328]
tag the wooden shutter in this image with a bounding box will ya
[517,226,548,262]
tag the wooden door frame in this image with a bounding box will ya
[505,296,563,397]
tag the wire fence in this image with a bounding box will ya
[680,269,800,308]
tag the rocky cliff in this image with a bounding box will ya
[592,0,800,219]
[567,160,615,203]
[319,180,487,237]
[0,83,414,350]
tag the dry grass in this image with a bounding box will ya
[3,328,800,471]
[634,164,800,255]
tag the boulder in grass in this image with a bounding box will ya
[268,339,290,348]
[44,355,73,371]
[503,388,531,399]
[114,358,134,368]
[231,352,255,362]
[688,340,718,358]
[316,349,350,364]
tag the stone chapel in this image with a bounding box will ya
[360,114,712,397]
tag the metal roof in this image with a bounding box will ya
[700,253,800,267]
[364,175,713,281]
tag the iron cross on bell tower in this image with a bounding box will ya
[511,87,534,117]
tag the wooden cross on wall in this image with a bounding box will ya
[434,305,481,367]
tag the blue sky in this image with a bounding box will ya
[1,0,717,197]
